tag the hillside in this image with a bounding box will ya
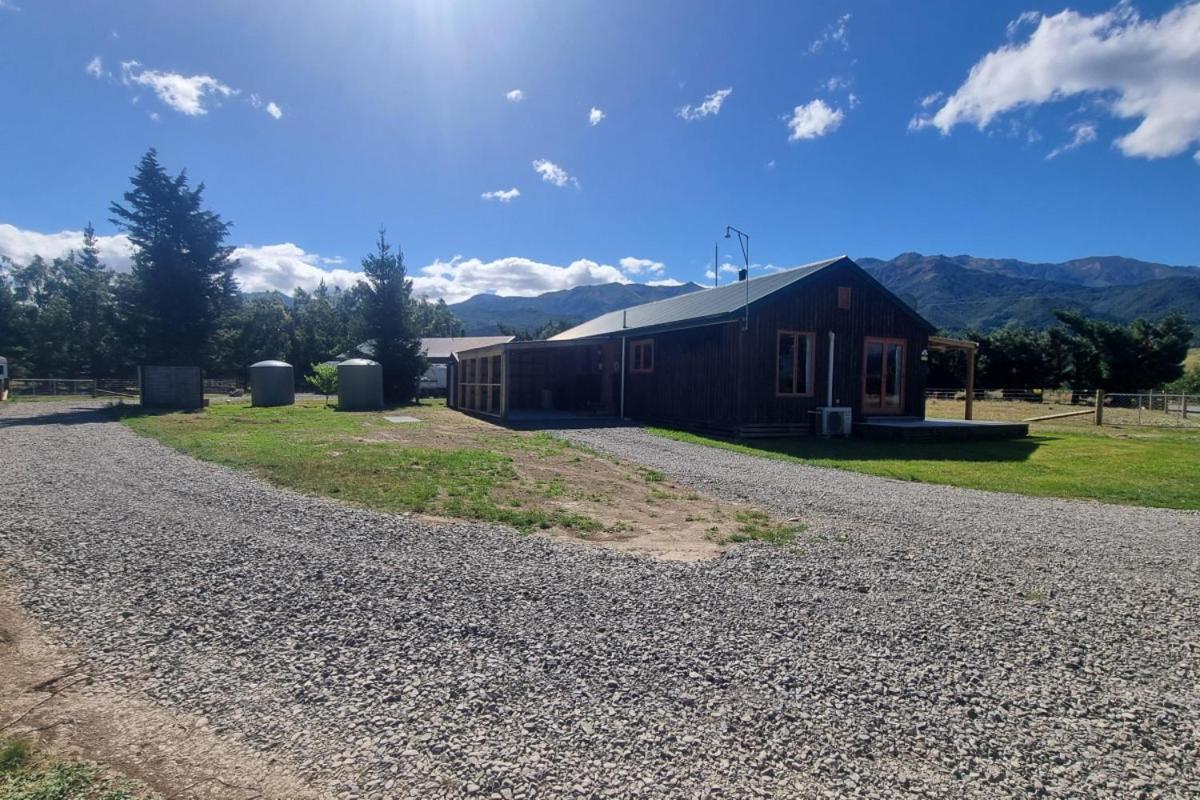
[859,253,1200,336]
[449,282,703,335]
[240,253,1199,339]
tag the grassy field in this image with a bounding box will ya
[650,402,1200,510]
[119,398,795,552]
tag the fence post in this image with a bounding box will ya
[1094,390,1105,426]
[964,347,976,421]
[1183,394,1189,420]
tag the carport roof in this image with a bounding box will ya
[549,256,848,341]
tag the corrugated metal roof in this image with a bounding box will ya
[421,336,514,359]
[550,256,847,340]
[339,336,515,361]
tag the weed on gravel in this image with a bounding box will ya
[0,738,150,800]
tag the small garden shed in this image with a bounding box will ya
[450,256,940,436]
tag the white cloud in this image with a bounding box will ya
[1047,121,1099,158]
[786,99,845,140]
[678,87,732,121]
[506,89,525,102]
[588,107,606,126]
[919,91,944,108]
[618,256,665,275]
[121,60,236,116]
[149,111,160,122]
[824,76,850,92]
[1007,10,1041,39]
[810,13,851,53]
[85,56,105,79]
[0,0,20,11]
[532,159,578,188]
[911,3,1200,162]
[229,243,361,293]
[265,101,283,120]
[0,223,134,271]
[1,223,686,300]
[412,256,632,304]
[481,187,521,203]
[847,92,860,109]
[765,159,776,170]
[0,223,358,294]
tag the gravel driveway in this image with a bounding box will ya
[2,401,1198,799]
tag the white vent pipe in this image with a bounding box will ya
[827,331,835,407]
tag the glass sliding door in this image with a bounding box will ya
[862,338,906,415]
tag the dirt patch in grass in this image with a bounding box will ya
[123,399,798,561]
[0,581,324,800]
[361,406,786,561]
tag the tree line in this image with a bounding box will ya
[2,149,1193,397]
[926,310,1193,392]
[0,149,464,401]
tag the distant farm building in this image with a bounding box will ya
[337,336,514,396]
[448,256,1025,439]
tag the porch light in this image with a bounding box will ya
[725,225,751,330]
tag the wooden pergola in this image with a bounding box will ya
[928,336,978,420]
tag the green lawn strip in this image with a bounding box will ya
[1,737,148,800]
[648,426,1200,510]
[119,402,603,533]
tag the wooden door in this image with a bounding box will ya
[862,337,906,415]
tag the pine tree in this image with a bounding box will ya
[109,148,238,367]
[68,222,115,376]
[360,229,425,402]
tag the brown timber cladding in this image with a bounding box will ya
[623,261,929,436]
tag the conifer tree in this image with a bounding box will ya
[360,229,425,402]
[109,149,238,366]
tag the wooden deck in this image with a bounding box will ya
[855,417,1029,441]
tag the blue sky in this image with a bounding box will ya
[1,0,1197,300]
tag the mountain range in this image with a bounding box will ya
[449,282,703,335]
[449,253,1200,338]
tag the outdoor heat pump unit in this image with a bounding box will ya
[816,407,852,437]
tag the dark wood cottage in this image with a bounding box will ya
[448,256,986,437]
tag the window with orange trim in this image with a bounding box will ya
[630,339,654,373]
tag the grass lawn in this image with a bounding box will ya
[649,415,1200,510]
[120,399,600,533]
[118,398,795,554]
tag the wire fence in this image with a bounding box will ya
[926,388,1200,429]
[926,388,1095,404]
[1103,392,1200,429]
[6,377,250,398]
[7,378,142,397]
[203,378,245,395]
